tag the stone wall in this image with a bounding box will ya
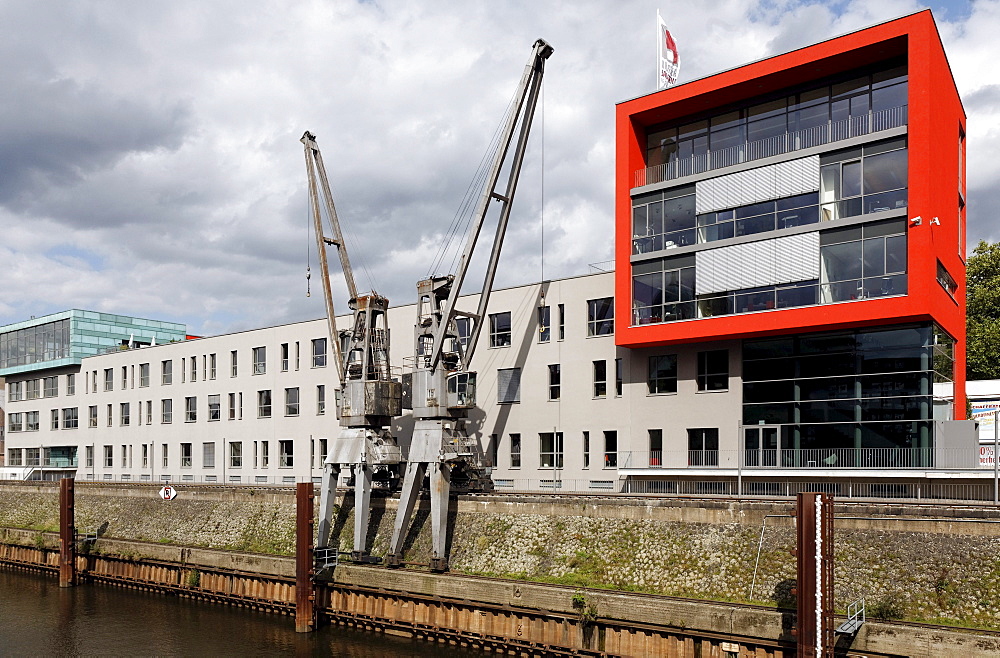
[3,482,1000,629]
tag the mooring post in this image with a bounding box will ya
[295,481,316,633]
[59,477,76,588]
[795,491,834,657]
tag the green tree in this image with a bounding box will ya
[967,240,1000,380]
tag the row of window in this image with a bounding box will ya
[6,440,303,470]
[7,386,328,432]
[71,339,330,395]
[487,298,615,348]
[7,375,73,401]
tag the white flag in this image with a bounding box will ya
[657,11,680,90]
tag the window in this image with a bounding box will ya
[104,368,113,391]
[228,393,236,420]
[688,428,719,466]
[455,317,471,348]
[8,381,22,401]
[538,306,551,342]
[698,350,729,391]
[8,448,22,466]
[820,139,907,221]
[208,394,221,421]
[106,404,112,427]
[497,368,521,403]
[91,371,96,392]
[279,440,294,468]
[161,399,173,424]
[180,443,192,468]
[648,355,678,394]
[8,413,23,433]
[632,254,696,325]
[253,347,266,374]
[285,388,300,416]
[238,392,243,420]
[209,353,217,379]
[88,405,97,428]
[230,441,243,468]
[66,374,75,396]
[145,400,152,425]
[489,312,512,347]
[64,417,84,438]
[649,429,663,466]
[583,431,590,468]
[603,431,618,468]
[85,446,93,468]
[548,364,560,400]
[120,402,130,426]
[122,366,128,390]
[43,376,58,397]
[25,448,40,467]
[258,390,272,418]
[121,445,127,468]
[312,338,327,367]
[162,444,169,468]
[260,441,270,468]
[190,356,197,382]
[203,442,215,468]
[139,363,149,387]
[593,360,607,398]
[281,343,289,371]
[51,409,59,430]
[295,342,300,370]
[539,432,564,468]
[317,385,326,415]
[615,358,623,396]
[631,192,697,252]
[510,434,521,468]
[587,298,614,336]
[231,350,238,377]
[142,444,149,468]
[161,360,172,385]
[26,378,39,399]
[103,445,113,468]
[319,439,328,466]
[488,434,498,468]
[937,260,958,299]
[558,303,565,340]
[184,396,196,422]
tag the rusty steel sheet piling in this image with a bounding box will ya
[795,491,833,657]
[58,477,76,588]
[295,481,315,633]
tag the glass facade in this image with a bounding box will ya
[0,310,186,376]
[742,324,953,467]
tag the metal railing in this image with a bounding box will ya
[619,447,982,471]
[635,105,908,188]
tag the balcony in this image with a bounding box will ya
[634,105,907,188]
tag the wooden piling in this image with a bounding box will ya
[295,481,315,633]
[795,491,833,657]
[59,477,76,588]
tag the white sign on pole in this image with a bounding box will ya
[159,485,178,501]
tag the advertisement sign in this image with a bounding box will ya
[973,402,1000,466]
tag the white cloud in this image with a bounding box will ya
[0,0,997,334]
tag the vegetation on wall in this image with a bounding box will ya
[967,240,1000,380]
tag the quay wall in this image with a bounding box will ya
[2,482,1000,630]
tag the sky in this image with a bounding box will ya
[0,0,997,336]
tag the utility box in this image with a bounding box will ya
[935,420,978,469]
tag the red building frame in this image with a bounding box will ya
[614,10,967,417]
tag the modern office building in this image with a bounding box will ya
[2,11,984,497]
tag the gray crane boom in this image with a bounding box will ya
[427,38,553,372]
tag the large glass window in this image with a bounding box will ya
[820,219,906,302]
[688,428,720,466]
[697,350,729,391]
[821,139,907,221]
[587,298,614,336]
[632,255,695,325]
[489,312,512,347]
[539,432,564,468]
[648,355,677,394]
[0,318,71,369]
[632,192,696,253]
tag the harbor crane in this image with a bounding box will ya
[386,38,554,571]
[302,131,403,565]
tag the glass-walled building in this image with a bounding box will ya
[0,310,187,377]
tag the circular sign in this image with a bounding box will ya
[159,485,178,501]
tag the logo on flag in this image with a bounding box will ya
[657,12,680,90]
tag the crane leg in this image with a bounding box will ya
[351,463,376,562]
[429,461,452,572]
[386,460,426,567]
[317,462,342,548]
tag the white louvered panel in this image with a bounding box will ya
[773,232,820,284]
[696,155,819,214]
[697,234,819,295]
[773,156,820,198]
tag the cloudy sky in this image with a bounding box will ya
[0,0,995,336]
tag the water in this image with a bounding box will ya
[0,568,484,657]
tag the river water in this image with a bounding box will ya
[0,568,484,656]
